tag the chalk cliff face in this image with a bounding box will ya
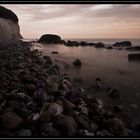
[0,6,22,46]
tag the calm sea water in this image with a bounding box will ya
[32,38,140,123]
[64,38,140,46]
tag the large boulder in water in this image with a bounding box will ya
[0,6,22,46]
[95,42,105,48]
[128,53,140,61]
[38,34,62,44]
[113,41,132,47]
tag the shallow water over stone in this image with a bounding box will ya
[33,43,140,124]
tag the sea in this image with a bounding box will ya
[31,38,140,124]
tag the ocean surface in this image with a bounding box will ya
[32,38,140,124]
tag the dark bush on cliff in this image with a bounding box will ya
[0,6,18,22]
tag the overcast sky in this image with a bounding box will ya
[1,4,140,39]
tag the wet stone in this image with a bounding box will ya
[40,123,61,136]
[16,129,32,137]
[53,114,77,136]
[96,129,113,136]
[104,117,128,136]
[40,102,63,120]
[24,83,36,94]
[75,114,96,133]
[0,111,23,130]
[107,87,120,98]
[73,59,82,66]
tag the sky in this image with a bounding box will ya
[1,4,140,39]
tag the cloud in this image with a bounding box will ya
[1,4,140,38]
[1,4,140,21]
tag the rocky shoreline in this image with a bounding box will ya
[0,40,140,137]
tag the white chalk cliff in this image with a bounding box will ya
[0,6,22,46]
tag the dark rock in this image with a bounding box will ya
[33,88,48,103]
[53,114,77,136]
[59,79,72,92]
[106,46,113,49]
[95,42,105,48]
[116,112,133,128]
[79,41,89,46]
[14,106,33,118]
[51,51,59,54]
[113,41,132,47]
[60,98,75,115]
[0,94,4,104]
[25,83,36,94]
[73,59,82,66]
[73,77,82,83]
[126,46,140,51]
[95,77,101,81]
[22,74,35,84]
[53,90,66,99]
[96,129,113,136]
[5,91,32,103]
[38,34,62,44]
[0,130,15,137]
[77,129,94,136]
[104,117,128,136]
[88,43,95,46]
[107,87,120,98]
[113,105,123,113]
[40,102,63,120]
[75,114,96,132]
[43,55,53,65]
[8,100,20,109]
[93,115,105,128]
[87,98,103,115]
[128,53,140,61]
[16,129,32,136]
[40,123,61,136]
[0,111,23,130]
[65,40,79,47]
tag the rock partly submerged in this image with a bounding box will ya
[38,34,63,44]
[128,53,140,61]
[113,41,132,47]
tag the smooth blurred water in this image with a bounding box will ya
[32,38,140,123]
[64,38,140,46]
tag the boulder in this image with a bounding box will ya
[104,117,128,136]
[38,34,62,44]
[43,55,53,65]
[16,129,32,136]
[75,114,96,132]
[65,40,79,47]
[51,51,59,54]
[79,41,89,46]
[95,42,105,48]
[0,111,23,130]
[107,87,120,98]
[113,41,132,47]
[128,53,140,61]
[53,114,77,136]
[126,46,140,51]
[106,46,113,49]
[40,123,61,136]
[24,83,36,94]
[40,102,63,120]
[73,59,82,66]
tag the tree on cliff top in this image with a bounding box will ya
[0,6,18,22]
